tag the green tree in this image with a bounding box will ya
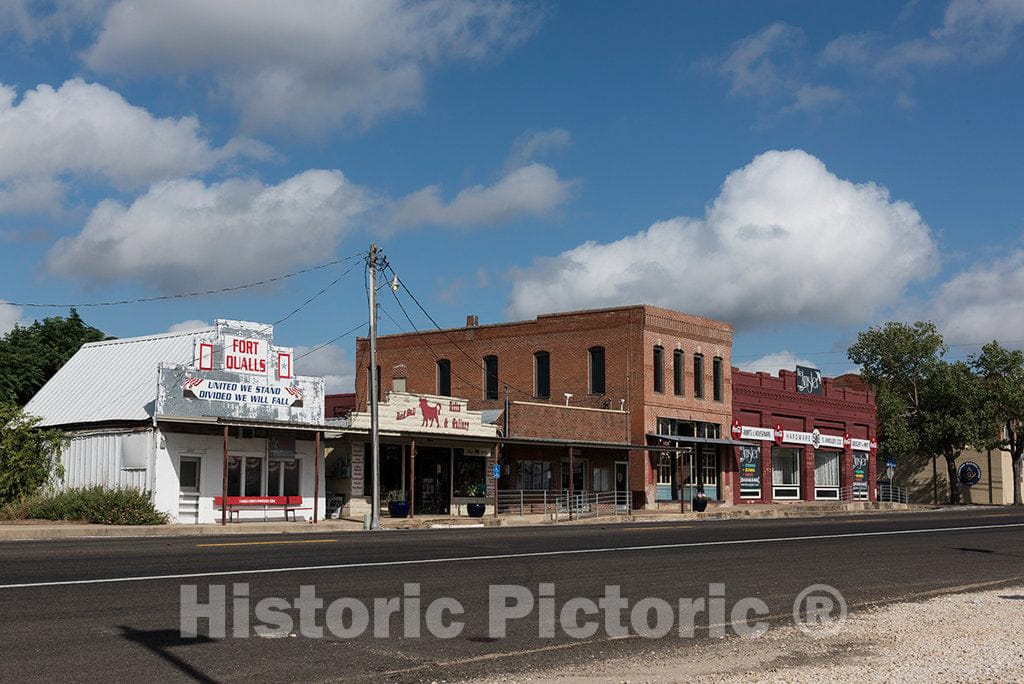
[971,341,1024,505]
[917,361,991,505]
[848,321,993,504]
[0,403,67,505]
[0,309,107,405]
[848,321,946,463]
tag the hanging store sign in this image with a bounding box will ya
[182,377,303,407]
[742,425,857,450]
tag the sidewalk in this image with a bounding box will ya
[0,501,934,541]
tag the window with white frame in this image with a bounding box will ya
[268,459,300,496]
[657,453,674,485]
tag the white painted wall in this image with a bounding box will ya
[162,430,326,524]
[60,429,154,493]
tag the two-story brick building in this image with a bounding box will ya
[730,367,878,503]
[354,305,738,509]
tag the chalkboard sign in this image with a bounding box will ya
[795,365,824,395]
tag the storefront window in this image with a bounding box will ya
[517,461,552,490]
[269,459,301,496]
[657,453,673,484]
[228,456,264,496]
[772,447,801,500]
[593,467,612,492]
[453,450,486,496]
[772,448,800,485]
[561,459,587,492]
[814,450,840,499]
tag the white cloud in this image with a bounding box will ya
[925,249,1024,344]
[507,149,938,329]
[823,0,1024,75]
[505,128,571,171]
[46,170,371,292]
[293,343,354,393]
[713,23,844,115]
[736,350,814,375]
[386,163,574,231]
[0,79,269,213]
[0,302,27,335]
[0,0,107,43]
[83,0,541,134]
[167,320,211,333]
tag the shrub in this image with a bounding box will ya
[0,403,66,505]
[0,486,169,525]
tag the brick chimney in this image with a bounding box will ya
[466,314,479,327]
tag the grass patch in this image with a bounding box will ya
[0,486,169,525]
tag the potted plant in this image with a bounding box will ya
[465,483,487,518]
[386,490,409,518]
[691,486,708,513]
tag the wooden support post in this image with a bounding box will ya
[409,439,416,518]
[221,426,228,526]
[314,431,320,524]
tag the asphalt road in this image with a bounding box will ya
[1,508,1023,682]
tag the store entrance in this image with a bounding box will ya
[415,447,450,515]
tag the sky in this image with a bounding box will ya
[1,0,1023,392]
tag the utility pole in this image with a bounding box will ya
[368,244,381,530]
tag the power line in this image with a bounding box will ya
[5,253,366,308]
[384,262,534,399]
[295,321,368,361]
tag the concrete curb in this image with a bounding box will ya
[0,503,942,541]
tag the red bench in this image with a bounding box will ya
[214,496,309,521]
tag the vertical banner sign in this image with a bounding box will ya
[739,445,761,498]
[852,452,869,499]
[350,442,365,495]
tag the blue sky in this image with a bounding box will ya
[1,0,1023,391]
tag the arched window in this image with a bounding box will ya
[483,355,499,400]
[436,359,451,396]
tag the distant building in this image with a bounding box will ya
[23,320,328,523]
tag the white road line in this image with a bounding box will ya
[2,522,1022,590]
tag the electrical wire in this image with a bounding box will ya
[6,253,366,308]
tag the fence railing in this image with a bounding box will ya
[496,489,632,520]
[839,484,870,502]
[878,482,909,503]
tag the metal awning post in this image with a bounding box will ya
[568,445,574,521]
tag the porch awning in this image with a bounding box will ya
[646,433,756,447]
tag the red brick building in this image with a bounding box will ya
[355,305,735,509]
[730,367,878,503]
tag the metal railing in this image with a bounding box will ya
[839,484,870,501]
[878,482,908,503]
[496,489,632,521]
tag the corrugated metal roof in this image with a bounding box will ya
[24,326,216,427]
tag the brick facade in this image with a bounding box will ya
[731,368,878,503]
[355,305,734,508]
